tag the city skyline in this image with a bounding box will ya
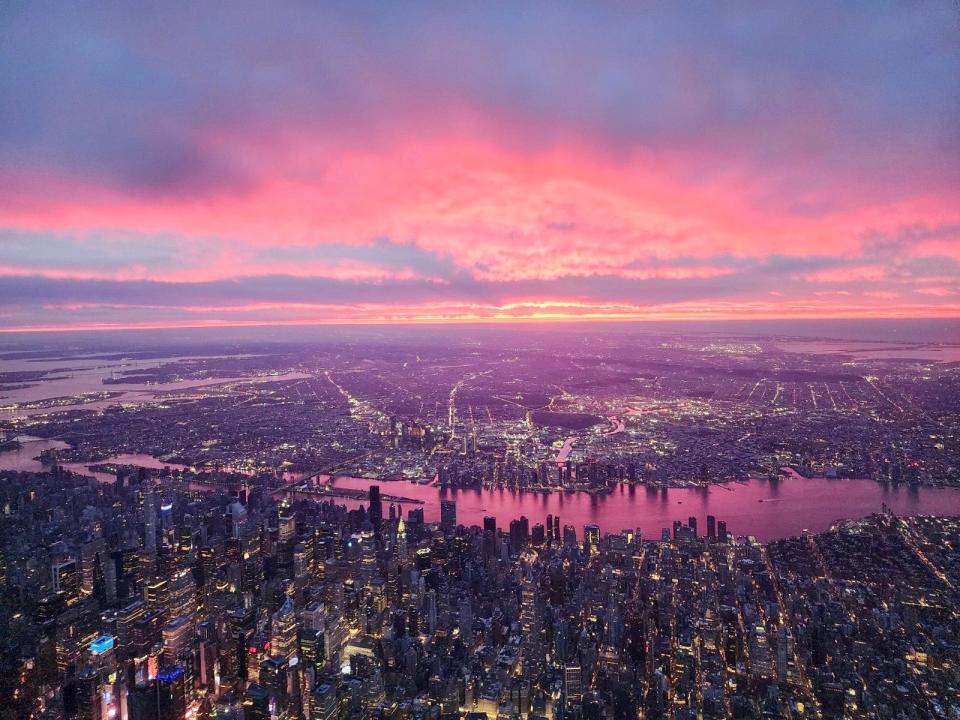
[4,5,960,717]
[2,3,959,331]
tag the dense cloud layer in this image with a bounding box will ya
[1,2,958,330]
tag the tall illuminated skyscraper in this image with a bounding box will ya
[142,483,157,553]
[521,577,544,679]
[584,524,600,553]
[161,616,192,668]
[271,596,298,662]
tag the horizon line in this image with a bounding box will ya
[2,312,959,336]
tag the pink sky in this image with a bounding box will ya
[1,3,958,331]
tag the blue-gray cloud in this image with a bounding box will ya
[1,2,958,202]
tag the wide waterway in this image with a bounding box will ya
[323,475,960,541]
[3,437,960,541]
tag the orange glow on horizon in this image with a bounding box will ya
[4,302,958,334]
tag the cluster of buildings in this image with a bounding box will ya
[12,334,957,491]
[2,460,959,720]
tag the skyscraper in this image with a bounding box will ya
[156,666,187,720]
[564,663,582,704]
[368,485,382,530]
[142,484,157,553]
[271,596,298,661]
[161,616,192,667]
[584,524,600,552]
[52,557,81,605]
[440,500,456,531]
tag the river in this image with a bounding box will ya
[0,369,312,418]
[0,436,192,479]
[324,474,960,542]
[0,436,306,483]
[3,438,960,541]
[775,340,960,362]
